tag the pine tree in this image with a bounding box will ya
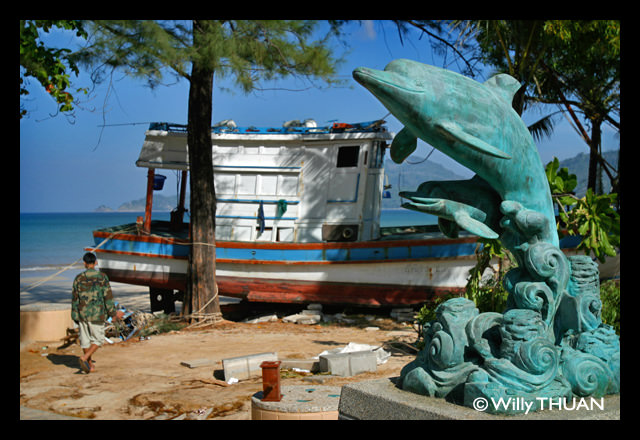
[78,20,346,321]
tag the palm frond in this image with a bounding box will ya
[528,112,558,143]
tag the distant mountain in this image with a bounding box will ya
[96,149,619,212]
[94,204,115,212]
[557,149,619,198]
[94,194,180,212]
[381,149,619,208]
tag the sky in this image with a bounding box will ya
[19,20,619,213]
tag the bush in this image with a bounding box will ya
[600,279,620,335]
[465,238,511,314]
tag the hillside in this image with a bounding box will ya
[556,149,619,197]
[95,194,180,212]
[95,150,619,212]
[382,149,619,207]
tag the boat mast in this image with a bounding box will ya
[143,168,155,234]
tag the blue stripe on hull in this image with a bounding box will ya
[216,243,477,261]
[94,237,190,258]
[95,236,478,262]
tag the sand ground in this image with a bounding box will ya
[19,268,418,420]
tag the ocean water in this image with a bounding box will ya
[20,212,170,270]
[19,209,436,270]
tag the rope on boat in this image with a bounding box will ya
[22,224,223,326]
[189,241,217,247]
[20,226,136,294]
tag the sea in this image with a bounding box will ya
[19,209,437,270]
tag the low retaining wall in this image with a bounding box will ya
[20,303,74,343]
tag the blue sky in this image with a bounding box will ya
[19,20,619,212]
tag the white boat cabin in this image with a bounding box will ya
[135,120,393,243]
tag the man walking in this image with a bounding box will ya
[71,252,124,373]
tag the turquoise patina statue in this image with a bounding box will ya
[353,59,619,414]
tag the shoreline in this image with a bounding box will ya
[20,266,154,312]
[20,262,84,272]
[20,265,241,314]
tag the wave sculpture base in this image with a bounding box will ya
[399,255,620,415]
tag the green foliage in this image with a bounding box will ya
[414,293,460,349]
[465,238,511,314]
[214,20,344,93]
[415,293,459,327]
[20,20,88,118]
[545,157,578,202]
[545,158,620,262]
[139,313,187,337]
[600,279,620,335]
[543,20,620,66]
[80,20,346,94]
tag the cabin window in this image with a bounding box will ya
[276,227,294,242]
[258,175,278,195]
[336,146,359,168]
[256,227,273,241]
[238,174,257,195]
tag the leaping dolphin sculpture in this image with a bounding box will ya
[353,59,558,248]
[356,60,620,411]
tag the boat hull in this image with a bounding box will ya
[88,226,482,306]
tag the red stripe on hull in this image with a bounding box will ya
[102,268,463,306]
[221,277,463,306]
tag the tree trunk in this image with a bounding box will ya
[587,121,602,194]
[185,20,220,321]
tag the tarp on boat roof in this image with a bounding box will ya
[136,120,392,170]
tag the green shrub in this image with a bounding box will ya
[600,279,620,335]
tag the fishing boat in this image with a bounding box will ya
[87,120,618,313]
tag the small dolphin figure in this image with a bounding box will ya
[400,175,503,239]
[353,59,557,248]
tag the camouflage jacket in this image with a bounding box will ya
[71,269,117,322]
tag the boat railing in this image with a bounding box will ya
[147,120,388,135]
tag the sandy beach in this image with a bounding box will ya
[19,266,621,420]
[19,266,420,420]
[21,265,152,311]
[20,266,241,313]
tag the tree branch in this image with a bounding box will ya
[396,20,479,76]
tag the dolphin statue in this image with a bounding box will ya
[400,175,503,240]
[353,59,558,248]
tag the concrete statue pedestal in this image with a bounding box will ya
[338,378,620,420]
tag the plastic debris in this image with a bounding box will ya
[242,314,278,324]
[316,342,390,365]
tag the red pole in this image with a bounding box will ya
[144,168,155,233]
